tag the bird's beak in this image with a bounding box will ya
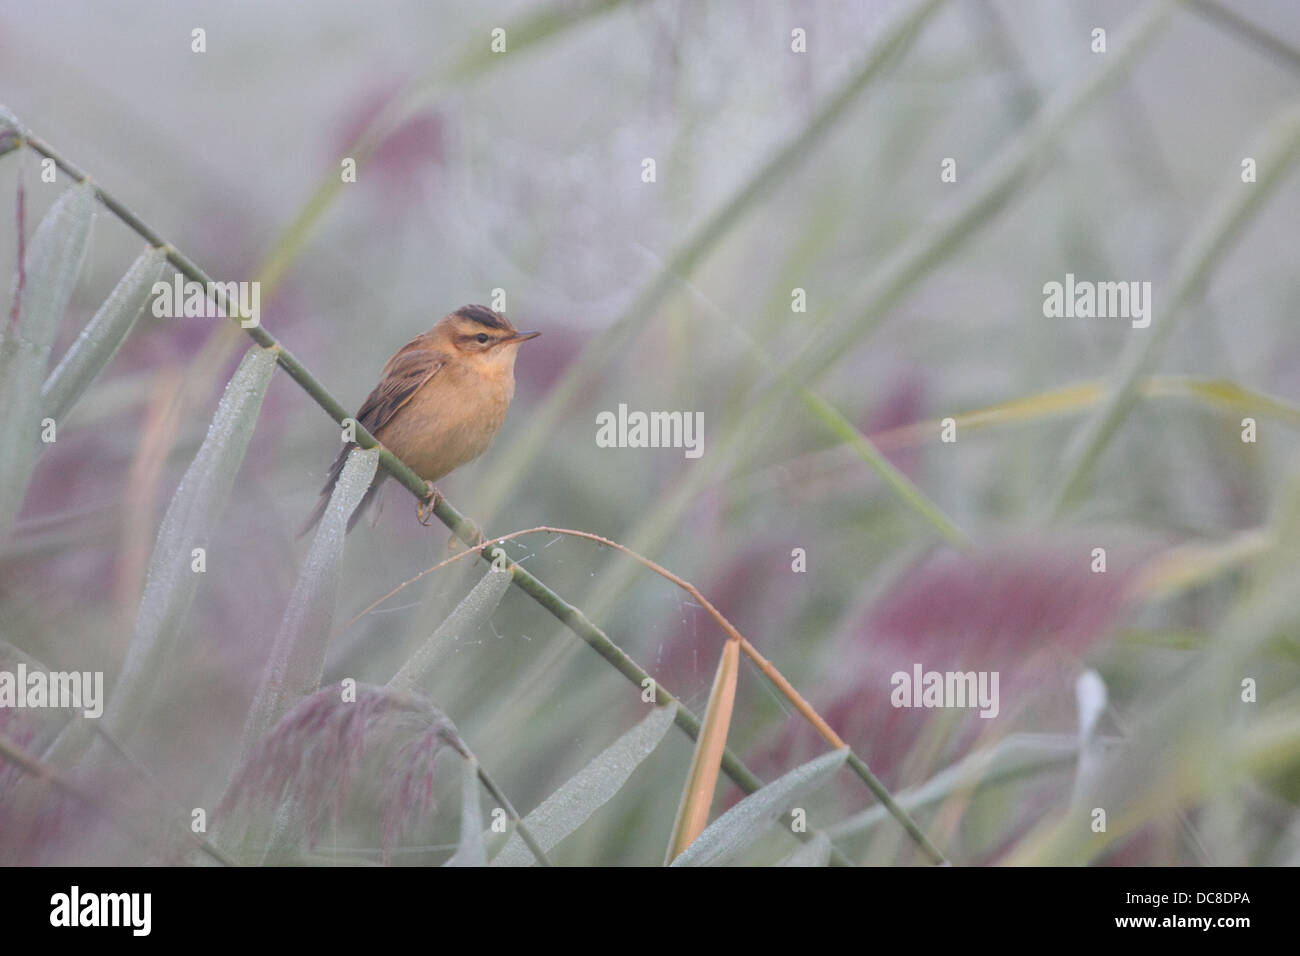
[509,330,542,343]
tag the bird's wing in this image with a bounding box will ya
[355,334,449,435]
[298,336,449,538]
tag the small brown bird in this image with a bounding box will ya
[300,304,540,536]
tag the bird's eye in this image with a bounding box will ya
[475,333,489,344]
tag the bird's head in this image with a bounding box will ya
[434,304,541,372]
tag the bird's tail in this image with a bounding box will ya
[297,444,384,538]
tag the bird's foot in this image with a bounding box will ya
[416,481,443,526]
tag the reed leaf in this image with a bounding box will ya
[1132,528,1272,602]
[41,246,166,421]
[79,346,279,756]
[683,286,968,545]
[0,180,94,540]
[388,563,513,695]
[670,748,848,867]
[239,446,380,759]
[445,756,487,867]
[862,377,1300,454]
[665,639,739,863]
[491,702,678,866]
[1143,377,1300,427]
[826,734,1079,840]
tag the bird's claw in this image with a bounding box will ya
[417,482,442,526]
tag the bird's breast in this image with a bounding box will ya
[378,363,514,482]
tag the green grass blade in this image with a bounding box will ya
[799,388,968,546]
[41,246,166,421]
[790,0,1177,397]
[868,376,1300,451]
[491,702,678,866]
[0,180,94,540]
[682,283,969,545]
[1047,103,1300,513]
[671,748,848,867]
[470,0,948,524]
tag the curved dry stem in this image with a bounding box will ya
[352,525,846,747]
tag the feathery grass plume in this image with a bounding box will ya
[219,682,460,862]
[761,540,1135,804]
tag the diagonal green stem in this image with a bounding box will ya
[9,125,944,865]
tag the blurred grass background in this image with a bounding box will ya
[2,0,1300,865]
